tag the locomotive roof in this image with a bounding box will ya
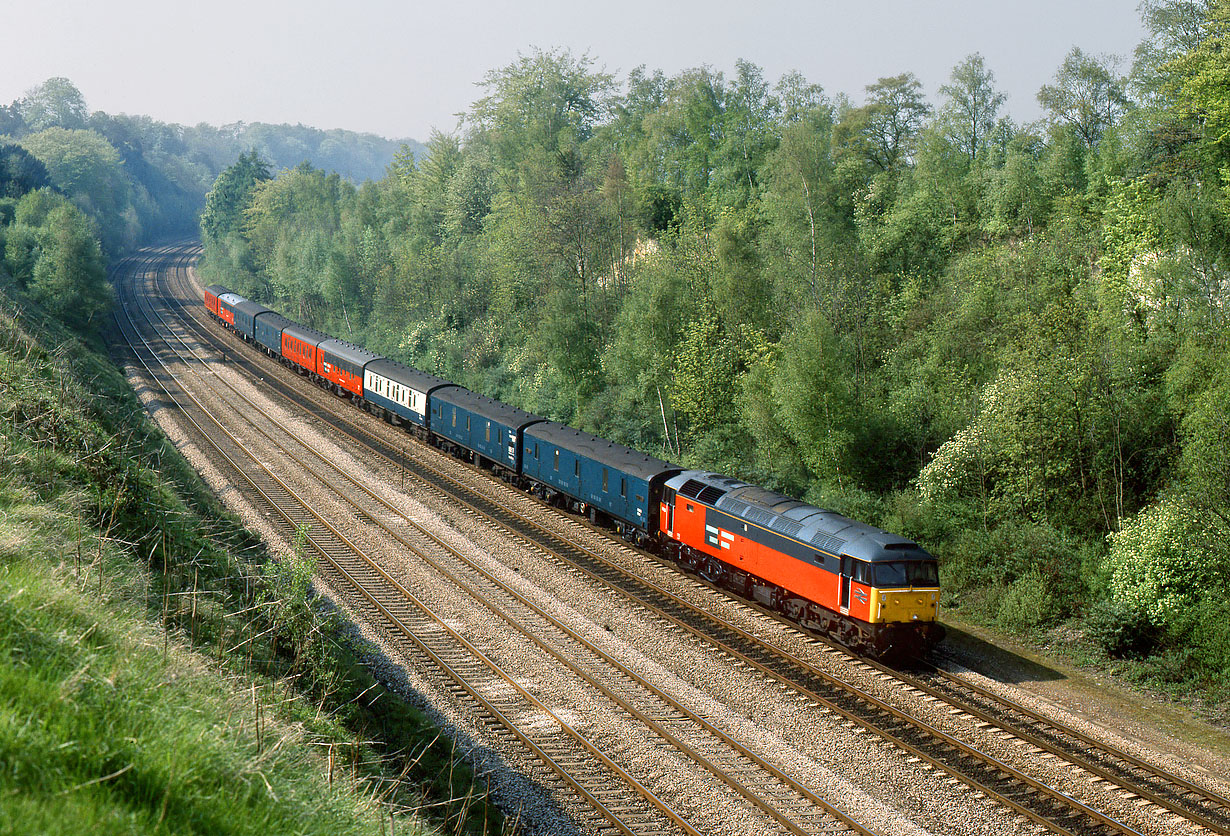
[318,337,383,367]
[218,292,245,306]
[365,357,456,393]
[280,322,332,345]
[666,470,932,563]
[431,385,543,430]
[204,284,231,297]
[525,421,681,481]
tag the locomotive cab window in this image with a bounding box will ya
[873,561,938,588]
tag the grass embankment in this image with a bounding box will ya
[0,281,509,835]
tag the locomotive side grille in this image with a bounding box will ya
[810,531,845,553]
[696,485,727,505]
[774,518,803,538]
[720,499,750,517]
[744,507,776,527]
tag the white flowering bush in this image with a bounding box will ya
[917,372,1008,503]
[1105,497,1211,628]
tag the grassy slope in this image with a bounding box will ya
[0,278,503,835]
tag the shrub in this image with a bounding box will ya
[997,566,1056,631]
[1085,597,1158,658]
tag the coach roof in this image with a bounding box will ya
[525,421,679,480]
[365,357,455,393]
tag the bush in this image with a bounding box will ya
[997,566,1056,631]
[1085,597,1158,658]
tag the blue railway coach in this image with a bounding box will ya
[522,422,680,540]
[430,387,542,475]
[363,358,456,430]
[230,299,271,341]
[254,311,295,356]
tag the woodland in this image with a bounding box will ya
[199,2,1230,698]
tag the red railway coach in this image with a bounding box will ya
[317,338,382,399]
[203,285,230,318]
[280,322,331,376]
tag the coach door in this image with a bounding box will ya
[662,487,676,535]
[839,556,852,612]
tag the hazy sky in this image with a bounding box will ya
[3,0,1146,141]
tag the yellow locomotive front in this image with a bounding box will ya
[864,557,944,655]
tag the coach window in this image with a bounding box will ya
[574,460,580,478]
[602,469,608,492]
[534,443,539,459]
[620,477,626,498]
[553,450,559,471]
[485,424,490,442]
[452,410,456,428]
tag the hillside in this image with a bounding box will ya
[0,274,504,835]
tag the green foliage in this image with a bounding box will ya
[17,77,88,132]
[997,566,1057,631]
[1038,48,1129,148]
[938,53,1007,162]
[194,19,1230,699]
[0,143,51,199]
[200,150,271,249]
[1086,597,1160,657]
[2,190,111,330]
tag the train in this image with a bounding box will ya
[203,284,944,657]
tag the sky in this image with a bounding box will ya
[2,0,1147,141]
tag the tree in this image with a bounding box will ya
[18,127,136,252]
[771,309,857,488]
[1038,48,1129,148]
[939,54,1007,162]
[0,143,51,198]
[199,150,271,246]
[0,104,27,137]
[27,201,112,330]
[1132,0,1216,101]
[18,78,88,132]
[468,48,615,177]
[840,73,931,173]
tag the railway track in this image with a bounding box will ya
[125,240,1229,836]
[113,244,877,835]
